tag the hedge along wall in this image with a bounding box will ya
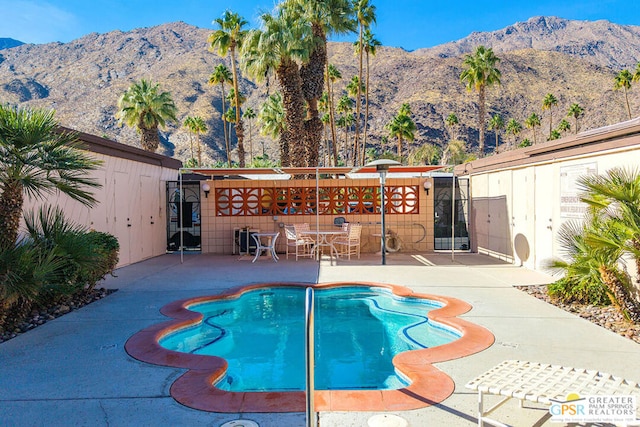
[200,177,434,255]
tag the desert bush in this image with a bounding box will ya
[0,206,119,331]
[547,276,611,305]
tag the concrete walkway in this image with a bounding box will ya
[1,252,639,427]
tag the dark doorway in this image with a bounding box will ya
[166,181,202,252]
[433,177,470,251]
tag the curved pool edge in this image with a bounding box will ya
[125,281,494,413]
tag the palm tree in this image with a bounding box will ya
[614,69,633,120]
[505,118,522,147]
[361,29,381,163]
[0,105,101,250]
[567,103,584,134]
[208,64,233,166]
[542,93,559,138]
[459,45,501,154]
[225,88,246,150]
[441,139,470,165]
[557,118,571,135]
[209,10,248,167]
[445,113,459,141]
[633,62,640,84]
[288,0,355,168]
[183,116,207,165]
[398,103,411,116]
[353,0,376,167]
[336,94,354,163]
[346,75,366,164]
[408,144,441,166]
[321,112,331,166]
[242,8,312,167]
[524,112,541,144]
[386,110,416,160]
[546,219,622,307]
[258,92,286,159]
[192,117,207,166]
[579,167,640,283]
[183,116,197,161]
[116,79,177,152]
[243,107,256,163]
[325,63,342,166]
[487,114,504,152]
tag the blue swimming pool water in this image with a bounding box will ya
[160,286,459,392]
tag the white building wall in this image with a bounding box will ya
[469,144,640,272]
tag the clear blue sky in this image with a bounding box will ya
[2,0,638,51]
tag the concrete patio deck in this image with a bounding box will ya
[1,252,639,427]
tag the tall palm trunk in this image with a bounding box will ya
[277,58,306,168]
[362,49,371,166]
[140,126,160,152]
[326,62,339,166]
[599,265,640,321]
[397,136,403,159]
[354,27,364,167]
[300,23,326,168]
[343,123,349,162]
[478,85,486,154]
[0,183,24,250]
[219,83,230,167]
[624,88,632,120]
[229,45,246,167]
[196,131,202,166]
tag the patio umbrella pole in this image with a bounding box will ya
[451,167,455,262]
[179,170,184,264]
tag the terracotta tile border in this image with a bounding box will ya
[125,282,494,413]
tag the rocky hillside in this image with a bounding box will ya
[0,19,638,164]
[419,16,640,70]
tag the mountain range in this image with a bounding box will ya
[0,17,639,164]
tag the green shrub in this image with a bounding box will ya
[547,276,611,305]
[0,206,120,331]
[0,241,66,331]
[80,231,119,291]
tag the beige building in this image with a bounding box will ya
[24,128,181,267]
[457,117,640,272]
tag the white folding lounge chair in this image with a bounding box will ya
[466,360,640,427]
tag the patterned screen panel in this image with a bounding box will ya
[215,185,419,216]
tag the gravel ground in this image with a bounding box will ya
[516,285,640,345]
[0,288,116,344]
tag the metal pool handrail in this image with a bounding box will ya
[305,287,316,427]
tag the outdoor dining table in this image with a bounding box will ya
[300,230,346,261]
[251,232,280,263]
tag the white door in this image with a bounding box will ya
[534,166,556,269]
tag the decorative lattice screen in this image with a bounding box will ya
[215,185,419,217]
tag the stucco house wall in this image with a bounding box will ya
[22,128,181,267]
[457,118,640,273]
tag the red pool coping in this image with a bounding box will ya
[125,282,494,412]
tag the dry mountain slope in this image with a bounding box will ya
[0,18,638,163]
[419,16,640,70]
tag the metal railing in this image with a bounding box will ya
[305,287,316,427]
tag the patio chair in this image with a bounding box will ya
[334,223,362,259]
[286,225,314,260]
